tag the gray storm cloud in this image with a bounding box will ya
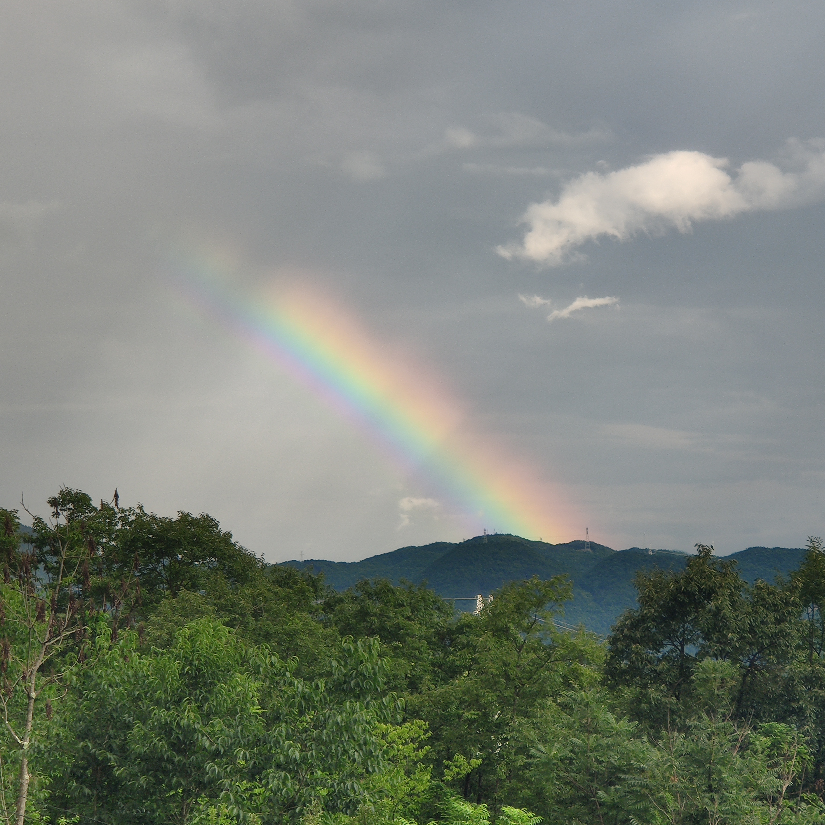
[499,140,825,265]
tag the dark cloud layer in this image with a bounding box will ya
[1,1,823,560]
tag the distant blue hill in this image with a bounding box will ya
[282,536,807,635]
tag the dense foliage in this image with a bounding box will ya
[1,489,824,824]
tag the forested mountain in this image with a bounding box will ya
[284,535,806,633]
[2,489,822,825]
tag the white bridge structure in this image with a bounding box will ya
[448,595,493,615]
[447,595,596,636]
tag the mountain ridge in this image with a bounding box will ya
[282,535,806,634]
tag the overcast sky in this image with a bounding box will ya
[2,1,824,561]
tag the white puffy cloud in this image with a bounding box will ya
[519,293,618,322]
[499,140,825,265]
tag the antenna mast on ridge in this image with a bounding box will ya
[585,527,590,553]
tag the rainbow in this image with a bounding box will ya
[171,246,577,542]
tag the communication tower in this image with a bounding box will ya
[585,527,590,553]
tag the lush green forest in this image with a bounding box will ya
[2,490,825,824]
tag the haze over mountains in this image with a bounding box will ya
[283,534,807,634]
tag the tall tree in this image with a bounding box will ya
[788,536,825,783]
[793,538,825,667]
[0,490,122,825]
[606,545,744,708]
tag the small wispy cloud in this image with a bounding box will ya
[462,162,556,178]
[445,113,610,152]
[499,139,825,266]
[602,423,697,450]
[397,496,440,529]
[518,294,553,309]
[519,293,618,322]
[445,127,478,149]
[399,496,440,510]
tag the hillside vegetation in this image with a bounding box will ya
[284,534,806,634]
[1,489,822,825]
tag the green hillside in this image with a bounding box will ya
[284,535,807,634]
[285,534,611,594]
[414,535,614,596]
[726,545,807,583]
[283,540,455,588]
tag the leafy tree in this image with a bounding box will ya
[145,566,335,679]
[725,577,801,722]
[642,659,821,825]
[304,794,542,825]
[0,491,126,825]
[412,576,598,815]
[792,538,825,670]
[322,579,454,693]
[787,537,825,785]
[9,486,825,825]
[605,545,744,714]
[46,619,267,824]
[306,718,433,825]
[114,508,263,612]
[45,620,408,824]
[748,721,816,824]
[524,684,653,825]
[429,797,541,825]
